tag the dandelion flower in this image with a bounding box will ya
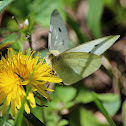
[0,48,62,117]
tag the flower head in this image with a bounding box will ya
[0,48,62,117]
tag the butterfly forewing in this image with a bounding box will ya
[51,52,101,85]
[66,35,120,56]
[48,9,68,53]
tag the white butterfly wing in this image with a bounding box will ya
[66,35,120,56]
[48,9,69,53]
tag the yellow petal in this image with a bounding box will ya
[27,91,36,108]
[25,103,30,114]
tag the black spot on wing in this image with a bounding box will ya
[62,40,64,45]
[59,28,62,32]
[51,9,59,17]
[95,44,99,47]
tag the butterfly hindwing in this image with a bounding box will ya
[51,52,101,85]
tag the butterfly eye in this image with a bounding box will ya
[49,53,54,58]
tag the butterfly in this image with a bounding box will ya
[46,9,120,85]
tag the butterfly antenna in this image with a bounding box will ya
[28,38,49,50]
[47,83,50,88]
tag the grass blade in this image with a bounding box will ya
[87,0,104,38]
[24,112,45,126]
[92,92,116,126]
[13,71,34,126]
[123,100,126,126]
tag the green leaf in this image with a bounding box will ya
[75,87,93,103]
[30,104,43,122]
[43,106,60,126]
[87,0,104,38]
[11,39,23,52]
[0,0,14,13]
[0,33,17,49]
[103,100,120,116]
[97,93,120,102]
[58,119,69,126]
[92,92,116,126]
[62,101,75,109]
[97,93,121,116]
[0,114,12,126]
[80,107,108,126]
[122,100,126,126]
[2,33,17,44]
[29,0,65,27]
[75,87,120,116]
[54,86,77,103]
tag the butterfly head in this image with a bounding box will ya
[45,50,60,67]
